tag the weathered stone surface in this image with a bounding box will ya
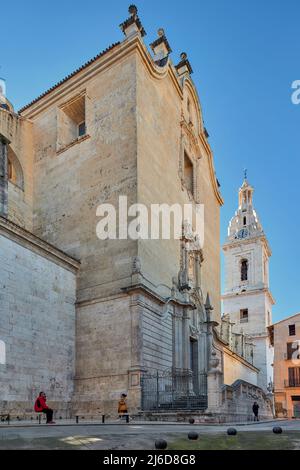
[0,221,78,416]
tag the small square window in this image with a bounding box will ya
[184,151,194,196]
[78,121,86,137]
[240,309,248,323]
[289,324,296,336]
[57,94,86,151]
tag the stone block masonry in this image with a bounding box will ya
[0,217,79,417]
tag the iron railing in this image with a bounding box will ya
[141,369,208,411]
[284,379,300,388]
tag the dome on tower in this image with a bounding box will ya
[0,78,14,112]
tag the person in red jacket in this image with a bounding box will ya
[34,392,55,424]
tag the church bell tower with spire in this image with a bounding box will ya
[222,173,275,391]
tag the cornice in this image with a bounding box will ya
[17,34,222,208]
[182,78,223,207]
[0,216,80,274]
[223,234,272,256]
[222,287,275,305]
[19,35,182,119]
[121,283,196,309]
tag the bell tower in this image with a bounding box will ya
[222,173,275,391]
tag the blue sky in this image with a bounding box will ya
[1,0,299,322]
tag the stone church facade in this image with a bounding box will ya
[0,6,273,421]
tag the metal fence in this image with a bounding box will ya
[141,369,207,411]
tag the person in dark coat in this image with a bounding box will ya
[252,401,259,421]
[34,392,55,424]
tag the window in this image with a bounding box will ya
[0,340,5,365]
[240,309,248,323]
[187,98,191,115]
[8,158,13,180]
[243,216,247,226]
[184,151,194,195]
[78,121,86,137]
[241,259,248,281]
[288,368,300,387]
[287,342,300,360]
[58,94,86,151]
[187,98,193,124]
[7,146,24,189]
[289,324,296,336]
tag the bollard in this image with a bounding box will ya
[76,416,79,424]
[155,439,168,450]
[7,414,10,425]
[126,414,129,423]
[38,414,41,424]
[102,415,105,424]
[189,418,195,424]
[227,428,237,436]
[273,426,283,434]
[188,431,199,441]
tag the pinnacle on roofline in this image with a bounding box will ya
[120,5,146,38]
[175,52,193,76]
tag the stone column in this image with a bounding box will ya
[173,310,183,369]
[207,369,223,412]
[182,308,190,371]
[0,138,8,218]
[204,294,224,412]
[128,293,146,412]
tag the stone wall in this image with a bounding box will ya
[0,218,78,417]
[223,348,258,386]
[141,296,173,372]
[30,46,137,303]
[0,107,34,231]
[73,295,134,417]
[136,52,222,322]
[220,380,273,421]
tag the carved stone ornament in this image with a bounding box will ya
[132,256,141,274]
[209,350,220,371]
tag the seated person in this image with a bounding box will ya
[34,392,55,424]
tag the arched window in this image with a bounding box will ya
[7,146,24,190]
[0,340,5,365]
[241,259,248,281]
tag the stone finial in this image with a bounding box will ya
[120,5,146,38]
[175,52,193,76]
[128,4,138,16]
[150,28,172,66]
[205,292,214,312]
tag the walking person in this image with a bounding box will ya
[252,401,260,422]
[118,393,128,421]
[34,391,55,424]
